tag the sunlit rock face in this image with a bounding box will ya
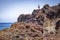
[0,22,43,40]
[0,3,60,40]
[43,18,56,37]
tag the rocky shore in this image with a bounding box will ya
[0,3,60,40]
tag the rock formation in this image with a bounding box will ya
[0,3,60,40]
[0,22,43,40]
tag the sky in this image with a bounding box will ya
[0,0,60,23]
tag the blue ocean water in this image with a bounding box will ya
[0,23,12,30]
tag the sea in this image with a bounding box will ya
[0,23,12,30]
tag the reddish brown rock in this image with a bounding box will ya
[0,22,43,40]
[0,3,60,40]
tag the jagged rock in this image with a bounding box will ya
[58,3,60,6]
[43,4,49,9]
[17,3,60,26]
[0,22,43,40]
[17,14,32,22]
[0,3,60,40]
[17,3,60,40]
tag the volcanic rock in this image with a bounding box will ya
[0,22,43,40]
[0,3,60,40]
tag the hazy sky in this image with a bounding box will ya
[0,0,60,23]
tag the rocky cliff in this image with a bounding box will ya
[0,3,60,40]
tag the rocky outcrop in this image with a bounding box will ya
[0,3,60,40]
[0,22,43,40]
[17,3,60,26]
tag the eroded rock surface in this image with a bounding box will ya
[0,3,60,40]
[0,22,43,40]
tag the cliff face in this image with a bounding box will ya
[17,4,60,26]
[0,3,60,40]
